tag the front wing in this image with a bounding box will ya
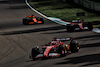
[74,26,89,31]
[34,53,60,59]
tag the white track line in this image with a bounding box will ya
[25,0,48,19]
[92,28,100,34]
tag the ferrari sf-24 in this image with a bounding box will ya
[30,38,79,60]
[66,19,93,32]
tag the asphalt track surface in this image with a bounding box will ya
[0,0,100,67]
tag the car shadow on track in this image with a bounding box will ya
[1,26,65,35]
[80,42,100,49]
[42,31,67,34]
[74,34,100,40]
[42,30,88,34]
[9,5,28,9]
[55,53,100,67]
[0,1,8,4]
[42,29,93,34]
[8,0,24,3]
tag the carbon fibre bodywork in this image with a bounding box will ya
[66,20,93,32]
[30,38,79,60]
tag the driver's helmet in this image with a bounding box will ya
[77,18,83,22]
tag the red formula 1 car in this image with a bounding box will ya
[23,15,44,25]
[66,19,93,32]
[30,38,79,60]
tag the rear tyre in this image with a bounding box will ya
[88,22,93,31]
[31,48,40,60]
[58,45,66,57]
[70,41,79,53]
[66,24,74,32]
[23,19,29,25]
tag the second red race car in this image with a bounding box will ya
[66,19,93,32]
[23,15,44,25]
[30,37,79,60]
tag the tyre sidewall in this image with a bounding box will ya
[70,41,79,53]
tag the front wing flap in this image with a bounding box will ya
[35,53,60,58]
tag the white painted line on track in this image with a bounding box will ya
[25,0,48,19]
[48,17,70,25]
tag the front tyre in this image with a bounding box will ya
[23,19,29,25]
[66,24,74,32]
[31,48,40,60]
[40,18,44,24]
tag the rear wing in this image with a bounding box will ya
[25,15,36,18]
[54,37,73,41]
